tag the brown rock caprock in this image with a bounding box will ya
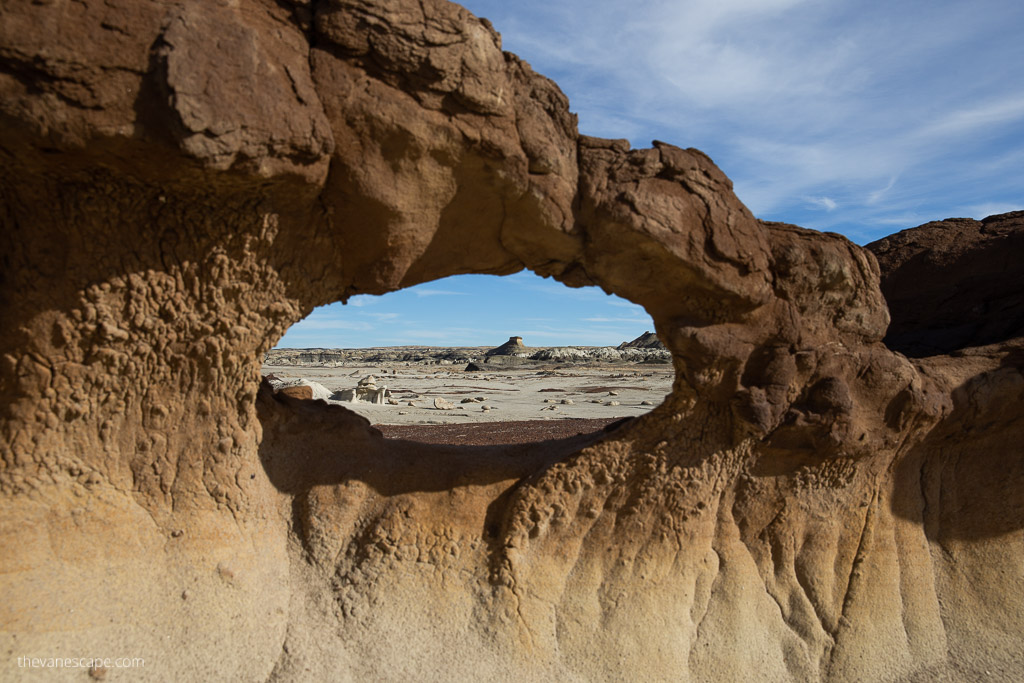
[1,1,1021,681]
[277,385,314,401]
[867,210,1024,356]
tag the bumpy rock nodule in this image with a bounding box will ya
[1,1,1021,680]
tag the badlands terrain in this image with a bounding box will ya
[262,337,673,428]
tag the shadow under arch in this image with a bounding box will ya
[890,344,1024,541]
[255,379,647,571]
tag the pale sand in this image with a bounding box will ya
[262,362,674,425]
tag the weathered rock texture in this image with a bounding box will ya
[867,211,1024,357]
[1,1,1021,680]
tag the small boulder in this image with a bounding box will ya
[278,385,313,401]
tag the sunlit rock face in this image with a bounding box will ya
[1,0,1021,680]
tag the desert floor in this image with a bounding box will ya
[262,362,675,426]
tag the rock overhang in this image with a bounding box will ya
[1,1,1022,680]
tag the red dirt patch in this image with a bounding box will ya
[376,417,629,445]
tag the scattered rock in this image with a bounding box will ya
[608,401,621,406]
[277,385,313,400]
[561,398,574,405]
[433,397,455,410]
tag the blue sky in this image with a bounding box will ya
[276,272,655,348]
[277,0,1024,349]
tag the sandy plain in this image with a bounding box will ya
[261,361,675,427]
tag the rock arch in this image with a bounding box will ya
[1,0,1021,680]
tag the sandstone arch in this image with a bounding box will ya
[1,0,1022,680]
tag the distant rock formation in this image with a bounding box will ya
[332,375,388,404]
[265,347,483,366]
[485,336,529,356]
[618,331,666,349]
[529,345,669,363]
[266,343,670,367]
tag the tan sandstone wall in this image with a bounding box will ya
[1,0,1021,680]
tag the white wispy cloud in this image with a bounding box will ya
[397,327,504,341]
[964,202,1024,219]
[463,0,1024,243]
[361,312,400,321]
[867,177,898,205]
[347,295,377,307]
[287,319,373,332]
[607,299,646,309]
[413,289,468,297]
[806,196,838,212]
[913,95,1024,140]
[582,316,652,324]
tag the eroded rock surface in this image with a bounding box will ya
[868,211,1024,356]
[1,1,1021,680]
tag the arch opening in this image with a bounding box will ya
[261,271,674,446]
